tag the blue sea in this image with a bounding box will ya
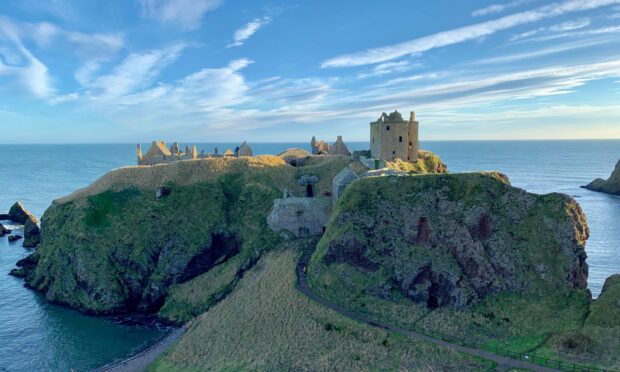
[0,141,619,370]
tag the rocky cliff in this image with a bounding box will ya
[309,172,589,310]
[584,160,620,195]
[16,156,352,315]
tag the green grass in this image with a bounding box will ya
[150,242,495,371]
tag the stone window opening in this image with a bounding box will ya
[399,136,403,142]
[306,184,314,198]
[386,125,390,131]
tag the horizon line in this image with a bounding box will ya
[1,138,620,145]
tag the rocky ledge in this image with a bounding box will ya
[309,172,589,309]
[583,159,620,196]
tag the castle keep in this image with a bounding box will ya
[370,110,419,162]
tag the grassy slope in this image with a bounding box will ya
[150,241,494,371]
[306,173,620,369]
[157,156,350,322]
[534,275,620,370]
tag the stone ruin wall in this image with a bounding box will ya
[267,197,332,238]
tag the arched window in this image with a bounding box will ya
[386,125,390,131]
[399,136,403,142]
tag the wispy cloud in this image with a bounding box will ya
[522,25,620,42]
[139,0,222,30]
[510,17,591,40]
[85,44,185,99]
[471,0,533,17]
[356,60,420,79]
[474,39,607,64]
[227,16,272,47]
[0,17,54,98]
[321,0,620,68]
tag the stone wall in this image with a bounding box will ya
[267,197,332,238]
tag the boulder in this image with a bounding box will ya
[8,202,38,225]
[583,160,620,195]
[8,234,23,242]
[0,223,10,237]
[23,220,41,248]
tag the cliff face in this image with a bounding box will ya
[584,160,620,195]
[19,156,349,315]
[309,173,589,310]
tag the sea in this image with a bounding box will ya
[0,141,619,371]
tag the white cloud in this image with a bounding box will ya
[321,0,620,68]
[474,39,606,65]
[511,17,591,40]
[86,44,185,99]
[139,0,222,30]
[0,17,54,98]
[523,25,620,42]
[471,0,533,17]
[227,16,271,47]
[357,60,420,79]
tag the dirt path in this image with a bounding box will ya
[95,326,186,372]
[296,250,559,372]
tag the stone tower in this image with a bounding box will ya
[370,110,419,162]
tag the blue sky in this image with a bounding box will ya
[1,0,620,143]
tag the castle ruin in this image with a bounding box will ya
[370,110,419,162]
[137,141,253,165]
[310,136,351,156]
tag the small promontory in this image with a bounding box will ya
[583,159,620,195]
[309,172,589,309]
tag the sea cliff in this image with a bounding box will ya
[583,159,620,195]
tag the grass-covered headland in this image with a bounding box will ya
[12,153,620,370]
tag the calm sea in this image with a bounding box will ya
[0,141,618,370]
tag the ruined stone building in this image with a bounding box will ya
[137,140,253,165]
[234,141,253,157]
[370,110,419,161]
[310,136,351,156]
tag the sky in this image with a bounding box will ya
[1,0,620,143]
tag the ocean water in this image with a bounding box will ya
[0,141,618,370]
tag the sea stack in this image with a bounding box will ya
[583,160,620,195]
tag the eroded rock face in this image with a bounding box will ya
[23,219,41,247]
[312,173,589,310]
[584,160,620,195]
[8,202,37,225]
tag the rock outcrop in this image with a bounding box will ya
[8,234,23,242]
[310,172,589,310]
[8,202,37,224]
[5,202,41,247]
[0,223,10,237]
[583,160,620,195]
[23,219,41,247]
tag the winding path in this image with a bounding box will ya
[296,250,559,372]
